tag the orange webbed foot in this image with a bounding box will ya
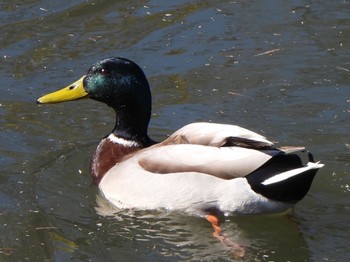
[206,214,245,258]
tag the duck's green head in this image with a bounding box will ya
[38,57,151,108]
[37,57,152,140]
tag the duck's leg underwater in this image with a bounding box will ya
[206,214,245,258]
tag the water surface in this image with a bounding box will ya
[1,1,349,261]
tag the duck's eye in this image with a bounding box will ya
[100,68,110,75]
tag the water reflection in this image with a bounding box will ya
[94,195,310,261]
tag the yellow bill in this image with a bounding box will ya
[37,76,88,104]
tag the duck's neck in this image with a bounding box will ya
[112,105,152,146]
[103,81,154,146]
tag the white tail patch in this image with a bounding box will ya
[261,162,324,186]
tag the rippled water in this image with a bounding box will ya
[1,1,349,261]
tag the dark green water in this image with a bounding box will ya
[1,1,349,261]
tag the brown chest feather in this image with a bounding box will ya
[90,138,142,184]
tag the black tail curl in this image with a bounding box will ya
[246,152,319,203]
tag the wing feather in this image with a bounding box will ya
[138,144,280,179]
[163,122,275,148]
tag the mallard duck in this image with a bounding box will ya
[37,57,323,217]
